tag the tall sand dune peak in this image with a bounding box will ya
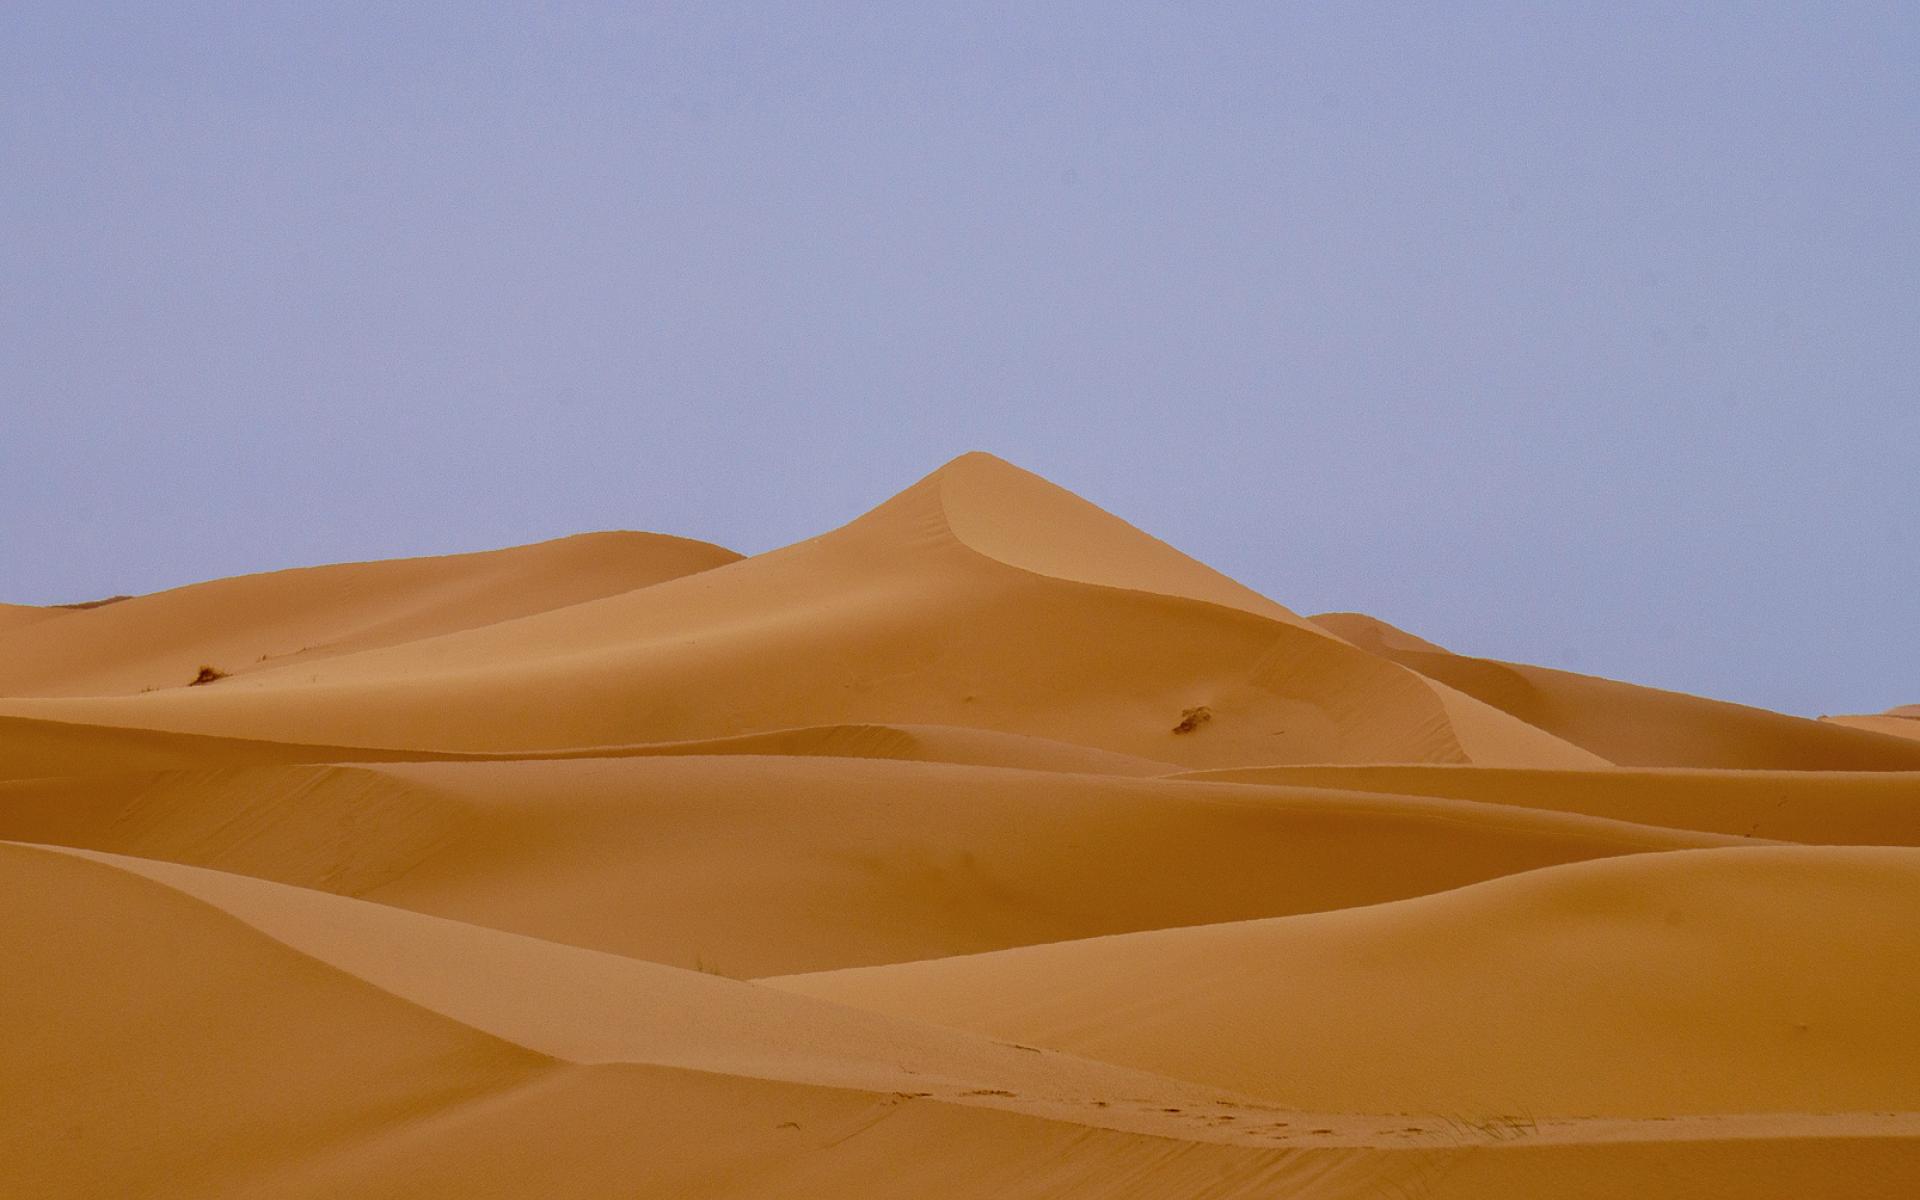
[0,453,1610,769]
[925,452,1317,629]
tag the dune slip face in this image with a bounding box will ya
[5,454,1918,1198]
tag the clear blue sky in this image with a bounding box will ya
[4,4,1915,716]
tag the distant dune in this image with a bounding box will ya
[1822,705,1920,743]
[1311,611,1920,770]
[0,531,739,698]
[4,454,1915,1197]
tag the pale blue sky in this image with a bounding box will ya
[3,4,1915,716]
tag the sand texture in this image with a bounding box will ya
[5,454,1916,1197]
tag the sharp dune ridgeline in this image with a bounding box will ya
[5,452,1918,1198]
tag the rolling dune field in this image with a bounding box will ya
[5,454,1915,1197]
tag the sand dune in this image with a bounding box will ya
[478,721,1181,776]
[0,601,66,634]
[4,454,1914,1196]
[0,531,739,698]
[1175,763,1920,846]
[1313,611,1920,770]
[5,841,1245,1105]
[0,841,1286,1197]
[0,756,1733,973]
[0,456,1601,769]
[0,711,439,781]
[11,840,1916,1199]
[0,711,1171,783]
[772,846,1920,1117]
[1823,706,1920,743]
[1311,609,1454,655]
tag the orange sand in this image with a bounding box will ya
[3,454,1914,1197]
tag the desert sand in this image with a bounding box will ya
[1823,705,1920,743]
[4,452,1917,1198]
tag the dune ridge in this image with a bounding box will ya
[0,456,1600,770]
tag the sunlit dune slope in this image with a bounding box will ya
[0,456,1600,769]
[0,756,1731,973]
[1313,611,1920,770]
[772,846,1920,1117]
[0,531,740,698]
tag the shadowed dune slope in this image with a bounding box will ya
[0,840,550,1199]
[0,531,741,698]
[0,457,1599,769]
[0,756,1732,974]
[772,847,1920,1118]
[1174,764,1920,846]
[1312,612,1920,770]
